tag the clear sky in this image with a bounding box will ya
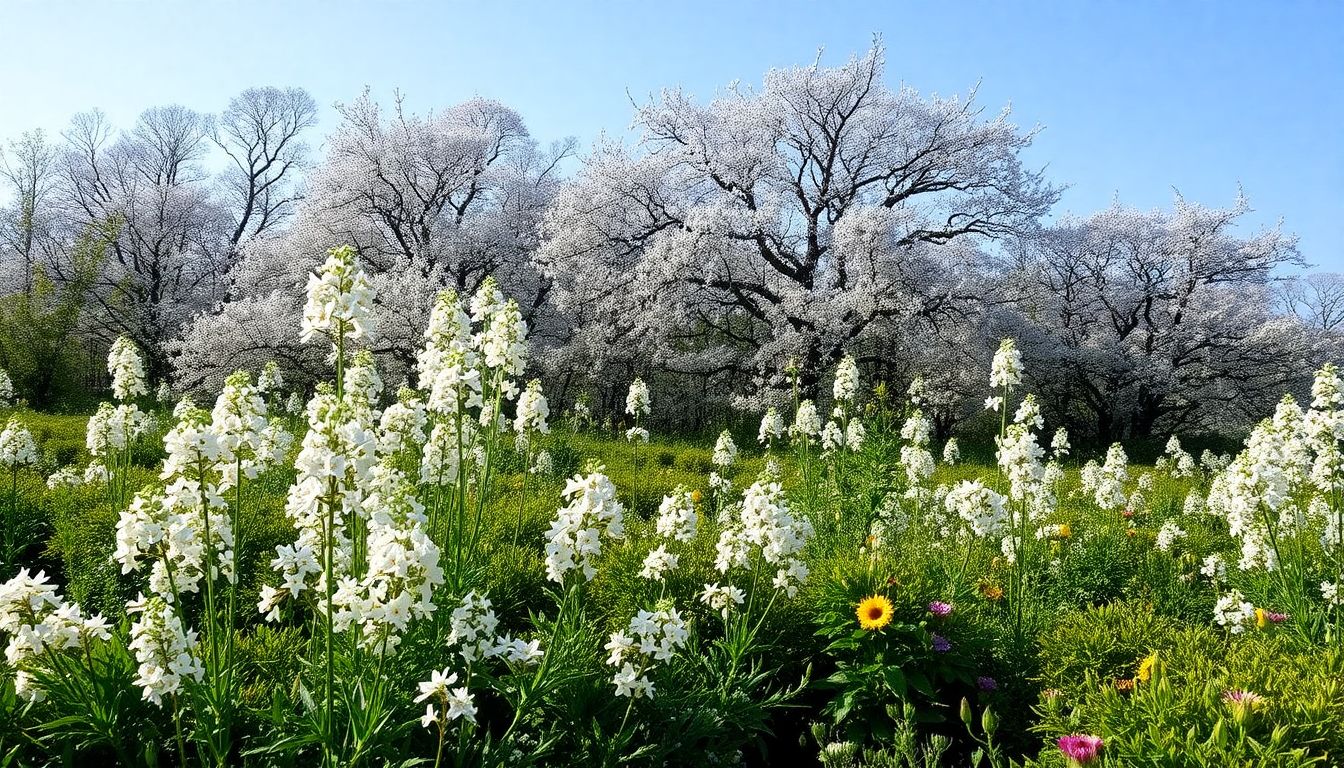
[2,0,1340,267]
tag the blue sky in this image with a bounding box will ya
[2,0,1340,267]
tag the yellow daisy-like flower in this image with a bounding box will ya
[1058,523,1072,539]
[857,595,894,631]
[1137,652,1157,683]
[1255,607,1268,629]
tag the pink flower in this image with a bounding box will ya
[927,600,954,617]
[1057,734,1103,765]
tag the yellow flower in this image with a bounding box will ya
[1058,523,1072,539]
[1137,652,1157,683]
[979,582,1004,601]
[1255,607,1268,629]
[691,489,704,504]
[857,595,894,631]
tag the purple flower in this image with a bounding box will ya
[1057,734,1103,765]
[927,600,954,617]
[931,633,951,653]
[976,676,997,691]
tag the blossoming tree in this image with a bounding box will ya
[535,44,1056,405]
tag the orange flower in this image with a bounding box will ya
[979,582,1004,601]
[1114,678,1135,693]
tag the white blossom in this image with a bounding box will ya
[625,378,651,418]
[712,430,737,468]
[108,336,149,402]
[543,469,626,583]
[301,244,377,349]
[833,355,859,403]
[0,418,38,468]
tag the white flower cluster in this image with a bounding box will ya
[416,668,477,729]
[833,355,859,403]
[791,400,821,441]
[713,430,738,468]
[946,479,1008,538]
[942,438,960,466]
[1155,520,1186,552]
[640,544,679,582]
[758,407,785,446]
[114,483,234,604]
[257,360,284,394]
[544,470,626,583]
[1322,579,1344,607]
[699,582,746,618]
[655,487,698,543]
[1050,427,1070,458]
[211,370,293,487]
[996,423,1046,503]
[0,368,12,405]
[989,338,1023,391]
[514,379,550,439]
[1201,554,1226,583]
[108,336,148,402]
[1081,444,1130,511]
[1213,590,1256,633]
[377,391,428,459]
[1156,435,1196,477]
[126,593,205,705]
[899,410,935,486]
[446,591,542,666]
[625,426,649,443]
[604,607,688,699]
[625,377,651,418]
[261,385,378,619]
[476,279,528,394]
[845,419,866,451]
[45,466,82,489]
[116,399,258,608]
[301,245,377,349]
[418,290,481,416]
[1013,394,1044,430]
[0,569,111,702]
[714,480,813,597]
[0,417,38,468]
[1205,395,1318,572]
[85,400,152,464]
[420,418,469,485]
[332,465,443,651]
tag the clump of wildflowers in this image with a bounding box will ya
[544,468,626,583]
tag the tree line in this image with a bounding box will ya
[0,45,1337,440]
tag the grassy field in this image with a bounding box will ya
[2,395,1343,767]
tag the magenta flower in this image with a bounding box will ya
[1222,689,1265,704]
[1057,734,1103,765]
[927,600,954,617]
[931,633,951,653]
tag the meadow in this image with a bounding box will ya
[1,248,1343,768]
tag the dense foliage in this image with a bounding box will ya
[1,248,1342,766]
